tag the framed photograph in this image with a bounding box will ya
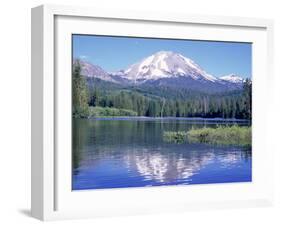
[31,4,274,221]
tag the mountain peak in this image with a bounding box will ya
[152,50,179,58]
[75,59,118,83]
[154,50,174,55]
[220,74,244,83]
[120,51,217,83]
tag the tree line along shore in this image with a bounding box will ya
[73,61,252,120]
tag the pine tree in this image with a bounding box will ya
[72,61,89,118]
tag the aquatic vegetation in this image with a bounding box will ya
[163,125,251,146]
[163,131,189,143]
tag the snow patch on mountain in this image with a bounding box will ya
[220,74,245,83]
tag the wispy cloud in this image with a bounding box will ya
[79,55,88,59]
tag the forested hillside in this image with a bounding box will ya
[73,62,252,119]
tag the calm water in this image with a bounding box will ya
[72,118,252,190]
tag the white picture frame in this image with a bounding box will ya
[31,4,274,221]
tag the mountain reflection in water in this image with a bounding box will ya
[72,118,251,190]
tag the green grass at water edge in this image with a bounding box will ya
[163,125,251,146]
[163,131,189,143]
[88,106,138,117]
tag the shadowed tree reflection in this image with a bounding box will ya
[72,118,251,190]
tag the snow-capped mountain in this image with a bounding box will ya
[74,51,248,93]
[220,74,245,84]
[74,59,118,83]
[119,51,218,84]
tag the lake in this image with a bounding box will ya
[72,118,252,190]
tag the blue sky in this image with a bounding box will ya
[73,34,252,78]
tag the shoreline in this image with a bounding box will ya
[76,116,251,122]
